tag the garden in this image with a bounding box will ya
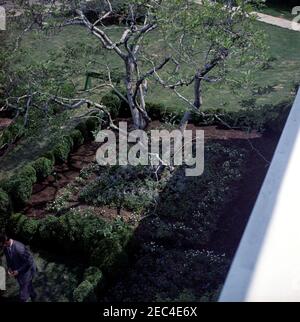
[0,0,299,302]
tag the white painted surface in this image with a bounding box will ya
[219,89,300,302]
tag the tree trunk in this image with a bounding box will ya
[125,57,148,129]
[179,74,202,132]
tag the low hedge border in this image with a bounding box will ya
[0,116,100,220]
[7,211,132,302]
[108,89,292,134]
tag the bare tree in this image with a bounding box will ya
[2,0,266,132]
[153,0,267,131]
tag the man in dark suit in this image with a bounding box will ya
[0,233,37,302]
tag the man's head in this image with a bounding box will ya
[0,233,10,248]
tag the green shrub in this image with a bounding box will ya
[0,122,24,148]
[42,151,55,166]
[19,164,37,184]
[0,188,10,215]
[32,157,54,180]
[146,102,167,120]
[85,117,100,133]
[70,129,84,148]
[73,280,95,302]
[3,165,37,207]
[73,267,104,302]
[83,266,103,287]
[7,213,38,241]
[75,122,88,138]
[37,215,66,247]
[101,93,121,118]
[191,102,292,133]
[0,188,10,229]
[53,137,72,163]
[8,214,39,242]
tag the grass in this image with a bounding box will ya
[7,15,300,119]
[259,4,296,21]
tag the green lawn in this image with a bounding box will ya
[259,4,296,21]
[14,19,300,115]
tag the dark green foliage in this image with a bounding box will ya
[155,143,247,246]
[73,267,104,302]
[0,188,10,230]
[53,136,72,163]
[70,129,84,148]
[85,117,100,133]
[8,213,39,242]
[32,157,54,180]
[192,102,292,133]
[8,211,132,270]
[114,87,131,118]
[91,236,127,272]
[0,122,24,148]
[42,151,55,166]
[73,280,95,302]
[101,93,121,118]
[80,166,165,213]
[3,165,37,208]
[75,122,88,137]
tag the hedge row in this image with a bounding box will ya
[73,267,104,302]
[7,212,132,269]
[190,102,292,134]
[0,117,100,215]
[7,211,132,301]
[105,89,291,134]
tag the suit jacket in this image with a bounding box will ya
[3,240,36,283]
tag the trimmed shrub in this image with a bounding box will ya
[42,151,55,166]
[75,122,87,136]
[6,213,39,242]
[90,234,129,274]
[3,165,37,207]
[146,102,167,120]
[83,266,103,287]
[101,93,121,118]
[32,157,53,180]
[70,129,84,148]
[73,280,95,302]
[85,117,100,133]
[53,137,72,163]
[8,213,39,242]
[73,267,104,302]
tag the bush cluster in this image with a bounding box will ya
[2,165,37,208]
[7,211,133,272]
[191,102,292,133]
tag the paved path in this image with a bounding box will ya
[254,12,300,31]
[193,1,300,32]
